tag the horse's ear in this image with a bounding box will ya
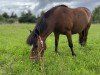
[29,30,32,33]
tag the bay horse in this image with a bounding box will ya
[27,5,92,61]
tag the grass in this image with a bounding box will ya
[0,23,100,75]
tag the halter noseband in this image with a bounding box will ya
[39,36,44,48]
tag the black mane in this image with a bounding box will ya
[34,16,47,36]
[26,16,47,45]
[27,5,68,45]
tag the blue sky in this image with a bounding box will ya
[0,0,100,16]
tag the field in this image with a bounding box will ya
[0,23,100,75]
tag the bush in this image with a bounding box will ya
[2,12,9,19]
[7,18,16,23]
[0,15,5,23]
[92,6,100,23]
[18,10,36,23]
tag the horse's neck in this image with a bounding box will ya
[40,26,53,42]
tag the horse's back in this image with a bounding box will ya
[46,5,92,34]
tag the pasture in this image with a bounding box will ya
[0,23,100,75]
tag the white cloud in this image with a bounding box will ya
[0,0,38,16]
[0,0,100,16]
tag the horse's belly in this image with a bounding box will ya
[71,24,85,34]
[72,30,82,34]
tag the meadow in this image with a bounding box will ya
[0,23,100,75]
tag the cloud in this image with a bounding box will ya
[0,0,38,15]
[34,0,100,16]
[0,0,100,16]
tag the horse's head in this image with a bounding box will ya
[27,31,46,61]
[27,15,47,61]
[30,36,45,61]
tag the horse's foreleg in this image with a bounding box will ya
[54,32,59,53]
[66,31,76,56]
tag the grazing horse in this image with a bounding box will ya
[27,5,92,61]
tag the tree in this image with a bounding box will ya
[7,18,16,23]
[10,12,17,19]
[18,10,36,23]
[0,12,17,23]
[18,12,29,23]
[92,6,100,23]
[2,12,9,19]
[0,15,5,23]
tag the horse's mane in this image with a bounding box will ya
[27,16,47,45]
[27,5,68,45]
[44,5,68,18]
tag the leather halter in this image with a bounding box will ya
[38,36,43,48]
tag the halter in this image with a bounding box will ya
[38,36,44,57]
[39,36,44,48]
[32,36,44,55]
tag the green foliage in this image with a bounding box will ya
[7,18,16,24]
[0,11,36,24]
[9,12,18,23]
[18,10,36,23]
[0,15,5,23]
[2,12,9,19]
[0,12,17,24]
[36,11,45,23]
[0,23,100,75]
[92,6,100,23]
[10,12,18,19]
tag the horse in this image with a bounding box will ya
[27,5,92,61]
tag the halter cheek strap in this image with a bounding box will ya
[39,36,43,48]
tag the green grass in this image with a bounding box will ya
[0,23,100,75]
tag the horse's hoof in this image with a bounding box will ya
[55,51,58,53]
[54,50,58,53]
[55,51,60,54]
[54,51,60,55]
[81,44,85,47]
[80,42,86,47]
[72,53,76,56]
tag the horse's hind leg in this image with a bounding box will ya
[79,25,90,46]
[83,26,90,45]
[54,32,59,53]
[66,31,76,56]
[79,31,84,46]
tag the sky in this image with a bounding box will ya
[0,0,100,16]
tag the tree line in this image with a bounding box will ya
[92,6,100,23]
[0,6,100,24]
[0,10,37,24]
